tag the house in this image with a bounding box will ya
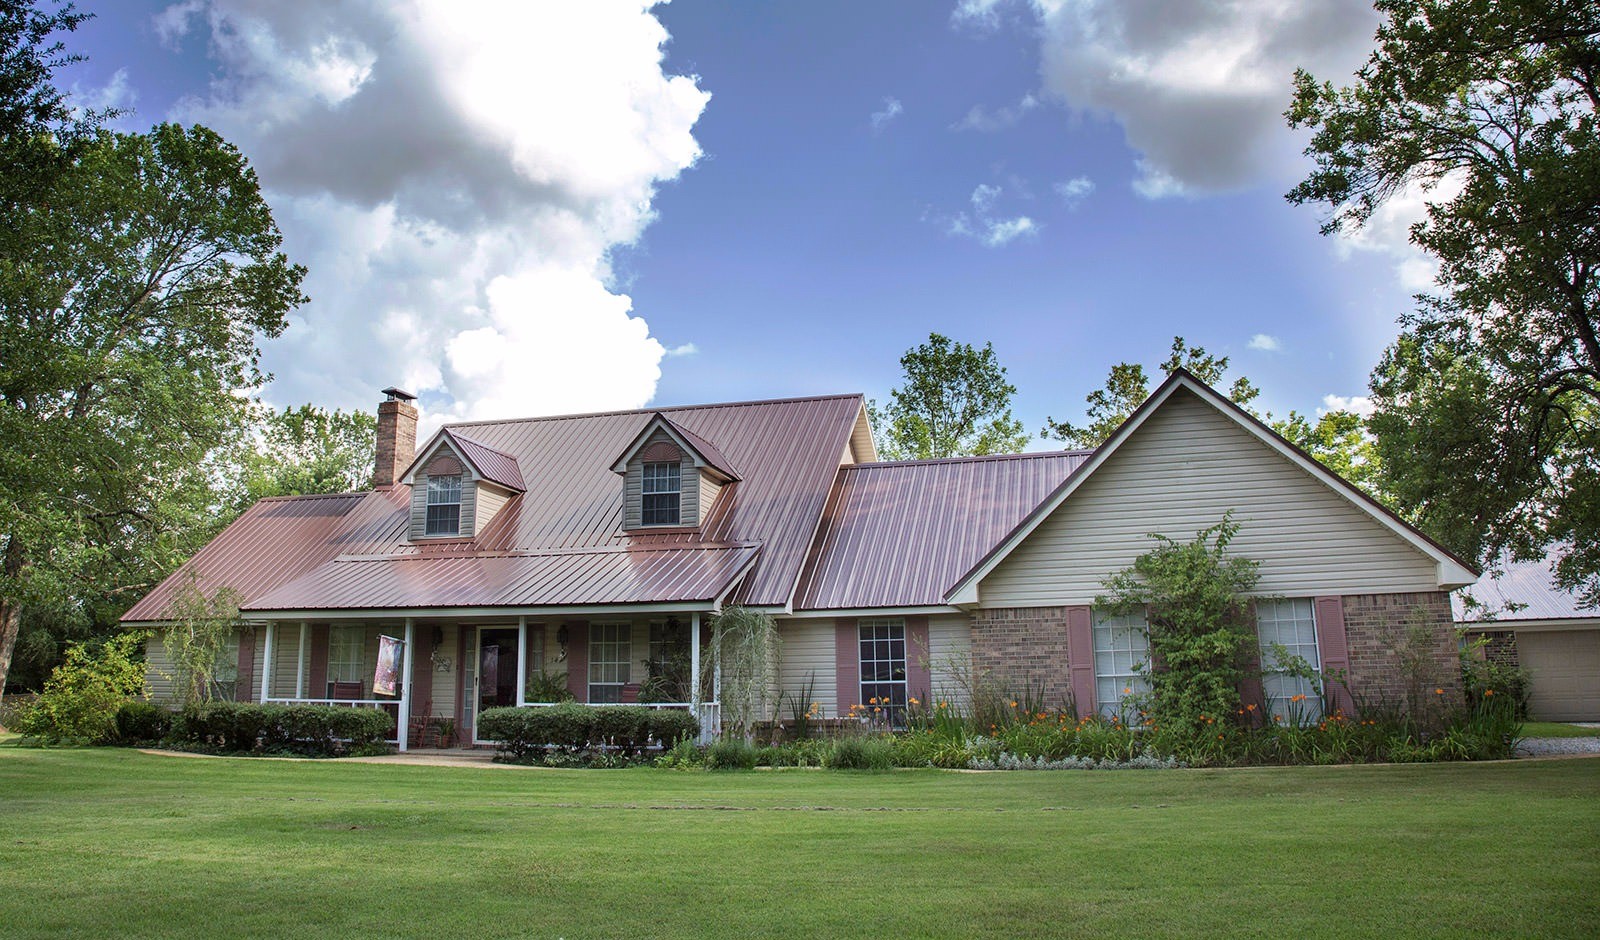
[123,371,1478,747]
[1456,554,1600,721]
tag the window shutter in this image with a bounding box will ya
[1066,605,1096,719]
[835,618,860,717]
[308,624,330,698]
[906,616,931,701]
[235,628,256,703]
[1314,596,1353,716]
[565,622,589,702]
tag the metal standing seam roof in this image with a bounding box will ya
[245,543,761,612]
[792,451,1091,610]
[124,394,864,621]
[1454,552,1599,622]
[660,415,742,480]
[445,429,526,491]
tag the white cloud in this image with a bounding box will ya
[1321,393,1375,418]
[1332,174,1463,292]
[1248,333,1281,352]
[940,183,1038,248]
[951,0,1010,29]
[1053,175,1094,208]
[1021,0,1378,193]
[70,68,137,117]
[870,96,904,131]
[951,93,1038,132]
[162,1,709,422]
[664,342,698,358]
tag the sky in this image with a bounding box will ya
[56,0,1435,443]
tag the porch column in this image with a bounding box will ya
[398,618,414,752]
[259,621,275,704]
[690,612,701,711]
[295,621,308,699]
[515,616,528,706]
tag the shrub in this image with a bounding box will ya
[705,738,758,770]
[655,735,704,769]
[12,632,148,744]
[824,735,893,770]
[476,704,700,760]
[113,701,172,745]
[168,702,393,756]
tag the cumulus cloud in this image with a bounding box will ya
[160,0,709,423]
[940,183,1039,247]
[1248,333,1281,352]
[951,93,1038,132]
[1053,175,1094,208]
[1331,174,1464,292]
[987,1,1379,194]
[870,96,904,131]
[1321,393,1375,418]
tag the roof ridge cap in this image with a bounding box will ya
[441,392,865,429]
[851,450,1092,469]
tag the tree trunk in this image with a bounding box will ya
[0,596,19,707]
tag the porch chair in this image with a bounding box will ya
[406,700,435,748]
[620,683,641,704]
[328,681,363,700]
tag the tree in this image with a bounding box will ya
[1287,0,1600,603]
[1,109,307,698]
[870,333,1029,460]
[1041,337,1261,448]
[161,575,242,708]
[220,405,377,515]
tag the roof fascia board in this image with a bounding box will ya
[947,371,1478,604]
[243,601,722,621]
[399,432,480,486]
[610,415,709,475]
[1458,616,1600,631]
[782,605,962,620]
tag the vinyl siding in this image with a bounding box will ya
[775,618,837,717]
[624,429,700,529]
[144,635,177,702]
[981,388,1440,606]
[927,613,972,709]
[699,471,723,518]
[409,441,476,540]
[475,483,515,533]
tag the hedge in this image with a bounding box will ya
[170,701,394,756]
[476,704,699,759]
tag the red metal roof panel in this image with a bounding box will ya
[446,429,526,491]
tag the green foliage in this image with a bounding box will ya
[11,631,147,743]
[636,617,693,703]
[219,405,377,515]
[475,704,698,760]
[1288,0,1600,602]
[776,672,821,740]
[1096,515,1261,738]
[171,701,393,756]
[112,700,171,745]
[705,738,759,770]
[1042,337,1261,448]
[1460,636,1533,719]
[708,606,779,741]
[521,669,574,704]
[160,576,242,708]
[869,332,1029,459]
[822,734,894,770]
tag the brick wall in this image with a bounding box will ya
[1340,591,1462,710]
[968,607,1073,708]
[1479,631,1520,669]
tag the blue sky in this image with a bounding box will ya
[58,1,1426,441]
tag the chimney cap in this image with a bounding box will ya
[382,387,417,402]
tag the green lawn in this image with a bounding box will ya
[1,749,1597,939]
[1522,721,1600,738]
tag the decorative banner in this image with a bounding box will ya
[373,635,403,696]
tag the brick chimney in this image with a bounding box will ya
[374,387,418,489]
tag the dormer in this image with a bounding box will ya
[401,429,525,541]
[611,414,741,530]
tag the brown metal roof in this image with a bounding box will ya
[661,415,742,480]
[446,429,526,491]
[792,451,1090,610]
[245,543,760,612]
[125,394,863,620]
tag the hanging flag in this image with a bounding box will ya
[373,635,403,696]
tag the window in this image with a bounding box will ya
[641,462,681,525]
[210,632,240,701]
[858,617,907,722]
[329,625,365,686]
[1093,610,1151,720]
[521,628,547,703]
[1256,598,1322,722]
[588,623,632,703]
[425,473,462,536]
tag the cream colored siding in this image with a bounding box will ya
[699,471,723,518]
[145,635,178,702]
[926,613,971,709]
[982,388,1440,606]
[475,483,514,533]
[427,624,459,718]
[776,618,837,717]
[624,429,700,529]
[409,442,475,540]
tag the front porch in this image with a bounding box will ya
[249,613,722,750]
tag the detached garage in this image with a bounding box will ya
[1456,556,1600,722]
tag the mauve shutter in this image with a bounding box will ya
[905,616,931,702]
[1240,601,1266,719]
[835,619,859,717]
[1314,596,1353,716]
[1066,606,1096,719]
[235,628,255,702]
[308,624,330,698]
[565,622,589,702]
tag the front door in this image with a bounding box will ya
[470,627,522,743]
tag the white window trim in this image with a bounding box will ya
[588,622,632,703]
[425,473,463,536]
[1092,610,1151,720]
[1256,598,1323,722]
[328,625,365,685]
[858,617,908,720]
[640,462,682,526]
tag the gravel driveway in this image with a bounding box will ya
[1516,736,1600,757]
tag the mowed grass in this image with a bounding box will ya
[1,749,1597,939]
[1522,721,1600,738]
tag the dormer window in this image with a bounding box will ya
[425,474,463,535]
[642,462,681,525]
